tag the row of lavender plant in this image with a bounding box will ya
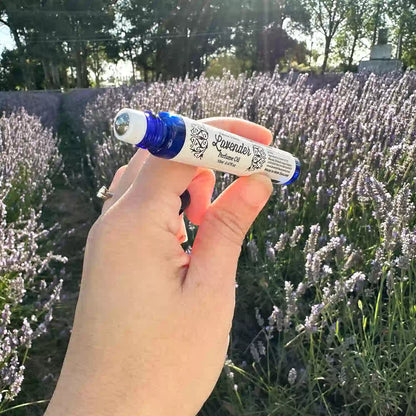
[0,92,62,131]
[83,70,416,415]
[0,109,66,409]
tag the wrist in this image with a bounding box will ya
[44,344,195,416]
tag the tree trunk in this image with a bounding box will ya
[75,45,83,88]
[372,2,381,45]
[81,46,89,87]
[51,63,60,89]
[94,70,100,87]
[372,25,378,46]
[92,51,101,87]
[184,27,190,77]
[321,36,331,74]
[154,45,162,79]
[60,65,69,89]
[9,27,34,89]
[397,34,403,60]
[43,61,61,89]
[348,34,358,70]
[41,60,51,89]
[127,47,136,82]
[397,21,404,60]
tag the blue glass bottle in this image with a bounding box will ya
[114,109,300,185]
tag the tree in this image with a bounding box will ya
[369,0,386,46]
[230,0,311,72]
[117,0,311,80]
[402,35,416,68]
[0,49,25,90]
[58,0,117,88]
[206,53,248,77]
[0,1,37,89]
[0,0,117,90]
[306,0,348,72]
[386,0,416,63]
[256,25,309,71]
[88,44,109,87]
[118,0,234,80]
[335,0,373,70]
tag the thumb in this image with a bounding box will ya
[186,174,273,291]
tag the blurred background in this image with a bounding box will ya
[0,0,415,90]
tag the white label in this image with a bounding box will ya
[171,117,297,184]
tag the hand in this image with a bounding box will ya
[45,118,273,416]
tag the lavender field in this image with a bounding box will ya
[0,109,65,412]
[1,70,416,415]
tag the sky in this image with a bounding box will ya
[0,24,15,51]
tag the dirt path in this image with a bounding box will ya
[13,188,96,416]
[12,94,99,415]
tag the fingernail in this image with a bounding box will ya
[240,174,273,208]
[179,190,191,215]
[179,229,188,244]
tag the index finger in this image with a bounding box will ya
[199,117,273,146]
[184,118,272,225]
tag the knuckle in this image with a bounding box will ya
[115,165,127,178]
[86,218,102,244]
[89,211,117,235]
[203,207,246,247]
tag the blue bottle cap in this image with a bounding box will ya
[283,158,301,185]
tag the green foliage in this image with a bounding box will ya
[402,40,416,68]
[0,50,25,91]
[0,0,313,89]
[228,0,311,73]
[206,54,248,78]
[386,0,416,65]
[1,0,116,89]
[305,0,349,72]
[334,0,373,69]
[1,0,416,89]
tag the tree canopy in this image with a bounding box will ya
[0,0,415,90]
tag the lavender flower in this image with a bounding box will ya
[268,306,283,334]
[257,341,266,356]
[289,226,304,247]
[304,225,321,254]
[250,343,260,363]
[0,109,66,405]
[255,307,264,327]
[288,368,297,386]
[247,240,259,263]
[305,303,325,333]
[81,70,416,414]
[266,246,276,261]
[274,233,289,252]
[284,281,298,329]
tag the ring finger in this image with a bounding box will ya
[101,165,127,214]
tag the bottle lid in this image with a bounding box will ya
[113,108,148,145]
